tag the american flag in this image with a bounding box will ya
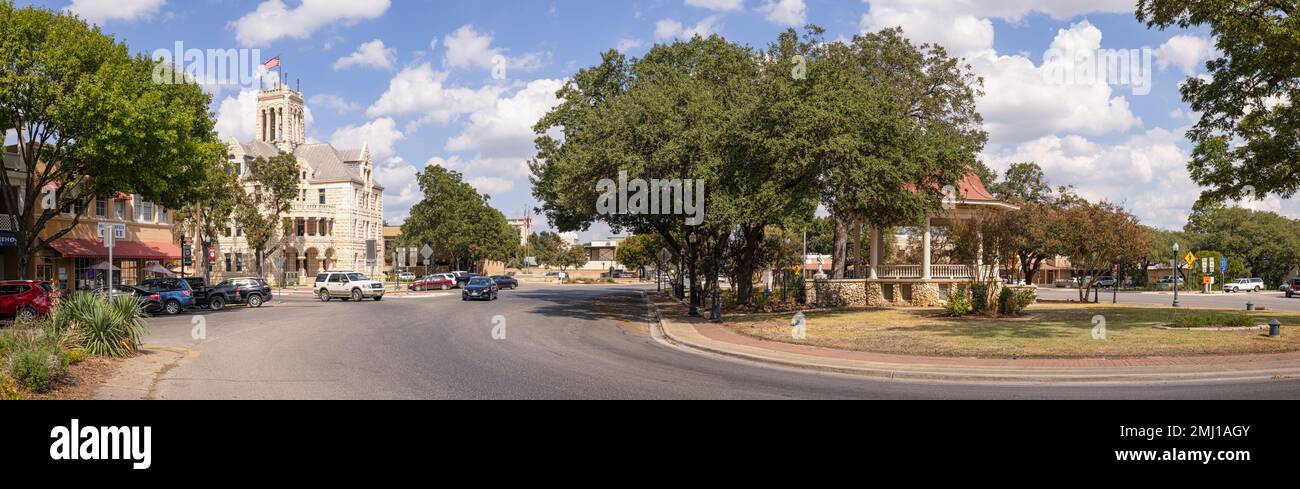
[262,56,281,70]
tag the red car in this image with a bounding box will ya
[0,280,55,322]
[409,274,455,291]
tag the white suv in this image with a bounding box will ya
[1223,278,1265,293]
[314,271,386,302]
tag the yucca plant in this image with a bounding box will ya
[50,292,148,358]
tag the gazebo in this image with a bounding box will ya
[809,173,1018,307]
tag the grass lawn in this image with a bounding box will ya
[726,303,1300,358]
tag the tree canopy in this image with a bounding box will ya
[1137,1,1300,204]
[0,2,225,277]
[402,165,517,270]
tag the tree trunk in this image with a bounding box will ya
[735,224,763,305]
[831,213,849,279]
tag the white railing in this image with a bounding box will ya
[931,265,972,279]
[876,265,922,279]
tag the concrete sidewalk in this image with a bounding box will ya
[645,293,1300,384]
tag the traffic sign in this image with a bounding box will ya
[1219,257,1228,273]
[1202,276,1213,285]
[421,244,433,261]
[1183,251,1197,268]
[657,248,672,264]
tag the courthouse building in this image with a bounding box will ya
[216,85,385,285]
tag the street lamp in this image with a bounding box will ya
[1173,242,1180,308]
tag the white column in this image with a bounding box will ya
[922,217,932,280]
[869,226,880,280]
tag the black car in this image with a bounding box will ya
[461,276,499,301]
[106,285,161,314]
[207,277,273,310]
[490,275,518,290]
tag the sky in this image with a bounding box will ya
[16,0,1282,239]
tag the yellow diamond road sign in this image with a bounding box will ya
[1183,251,1197,268]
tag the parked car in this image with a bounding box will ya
[1090,276,1118,288]
[207,277,273,310]
[410,274,456,291]
[0,280,55,322]
[1286,278,1300,298]
[544,271,568,281]
[314,271,385,302]
[1157,275,1185,285]
[462,276,499,301]
[490,275,519,290]
[105,285,161,314]
[138,277,196,315]
[179,276,218,310]
[1223,277,1265,293]
[397,271,416,282]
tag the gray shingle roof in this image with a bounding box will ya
[293,143,363,183]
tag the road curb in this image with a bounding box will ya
[641,292,1300,385]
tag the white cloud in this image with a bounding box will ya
[333,39,397,71]
[442,24,548,73]
[984,127,1195,229]
[215,90,260,142]
[655,16,720,41]
[758,0,806,27]
[230,0,391,46]
[467,176,515,196]
[366,63,506,126]
[309,94,361,114]
[330,117,405,159]
[445,79,565,167]
[1154,34,1215,75]
[616,38,644,53]
[858,0,1134,55]
[65,0,165,24]
[375,156,422,222]
[685,0,743,11]
[970,21,1143,144]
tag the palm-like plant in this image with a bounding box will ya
[48,292,148,358]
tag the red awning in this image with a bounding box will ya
[47,238,181,260]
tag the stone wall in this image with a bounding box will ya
[806,279,950,308]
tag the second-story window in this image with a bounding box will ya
[318,189,326,204]
[95,198,107,218]
[142,201,154,222]
[114,200,126,220]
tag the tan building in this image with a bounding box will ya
[2,145,180,288]
[216,85,385,285]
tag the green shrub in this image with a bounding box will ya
[997,287,1036,316]
[945,285,971,317]
[76,293,148,357]
[971,283,990,315]
[792,275,806,304]
[8,346,66,392]
[1172,313,1257,328]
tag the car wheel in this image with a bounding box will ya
[247,294,264,308]
[351,289,363,301]
[208,296,225,311]
[16,306,37,323]
[319,289,332,302]
[441,284,449,290]
[164,300,182,315]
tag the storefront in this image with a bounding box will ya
[41,238,181,290]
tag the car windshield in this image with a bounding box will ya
[347,273,368,281]
[468,277,491,286]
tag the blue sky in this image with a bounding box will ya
[21,0,1266,238]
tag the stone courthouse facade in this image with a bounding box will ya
[217,85,385,285]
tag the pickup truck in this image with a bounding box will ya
[1223,278,1265,293]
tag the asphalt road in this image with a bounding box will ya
[1036,286,1300,311]
[139,285,1300,399]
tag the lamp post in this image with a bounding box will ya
[1173,242,1180,308]
[688,232,700,317]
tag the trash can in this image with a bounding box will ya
[1270,319,1281,338]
